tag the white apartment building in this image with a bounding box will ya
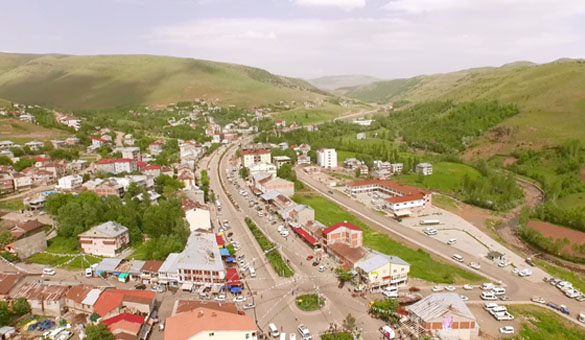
[241,149,271,168]
[316,148,337,168]
[56,175,83,190]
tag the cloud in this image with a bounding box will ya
[291,0,366,11]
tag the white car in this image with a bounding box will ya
[463,284,473,290]
[243,303,256,309]
[460,295,469,301]
[469,262,481,270]
[214,295,226,302]
[318,265,325,272]
[432,286,444,292]
[280,231,289,237]
[445,286,456,292]
[499,326,514,334]
[43,267,56,276]
[233,296,246,303]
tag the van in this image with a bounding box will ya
[481,291,497,300]
[268,323,280,337]
[489,306,508,314]
[280,333,286,340]
[484,303,499,311]
[578,313,585,323]
[383,286,398,298]
[447,238,457,245]
[452,254,464,263]
[481,283,495,290]
[492,287,506,296]
[249,267,256,278]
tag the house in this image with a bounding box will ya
[354,251,410,288]
[158,232,226,286]
[96,159,116,174]
[92,138,108,148]
[19,114,36,122]
[56,175,83,190]
[416,162,433,176]
[274,119,286,128]
[0,173,14,194]
[0,273,24,300]
[65,137,80,145]
[102,313,145,340]
[115,147,141,161]
[288,204,315,226]
[278,142,289,150]
[317,148,337,168]
[161,166,174,177]
[50,140,65,149]
[248,162,277,177]
[185,208,212,232]
[40,161,67,179]
[272,155,292,169]
[96,159,138,175]
[149,141,164,156]
[140,260,164,284]
[94,181,125,198]
[408,293,479,340]
[322,222,363,248]
[164,307,257,340]
[31,169,56,185]
[64,285,102,314]
[299,144,311,155]
[78,221,130,257]
[12,173,33,190]
[346,179,432,217]
[256,176,294,197]
[241,149,271,168]
[178,171,195,187]
[6,221,47,258]
[391,163,403,174]
[352,119,373,126]
[182,185,205,205]
[142,164,161,178]
[93,289,156,318]
[25,141,44,151]
[0,141,14,150]
[297,155,311,165]
[11,283,70,317]
[173,300,238,316]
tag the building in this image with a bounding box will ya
[316,148,337,168]
[149,141,164,155]
[96,159,138,175]
[352,119,373,126]
[354,251,410,288]
[94,181,125,198]
[391,163,403,174]
[143,164,162,178]
[185,208,212,232]
[158,232,226,287]
[92,138,108,148]
[273,155,292,169]
[285,204,315,226]
[102,313,145,340]
[12,173,32,190]
[56,175,83,190]
[408,293,479,340]
[346,179,432,217]
[182,185,205,205]
[164,307,257,340]
[115,147,141,161]
[248,162,277,177]
[11,283,70,317]
[356,132,366,140]
[297,155,311,165]
[93,289,156,318]
[241,149,271,168]
[255,176,294,197]
[6,221,47,258]
[24,141,43,151]
[0,141,14,150]
[322,222,363,248]
[140,260,164,284]
[78,221,130,257]
[274,120,286,128]
[416,162,433,176]
[64,285,101,314]
[0,273,24,300]
[65,137,80,145]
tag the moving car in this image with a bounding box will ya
[85,267,93,277]
[297,324,312,340]
[423,227,438,235]
[43,267,56,276]
[447,238,457,245]
[463,284,473,290]
[499,326,514,334]
[452,254,464,263]
[243,303,256,309]
[268,323,280,337]
[469,262,481,270]
[134,283,146,290]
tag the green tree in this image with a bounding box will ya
[342,313,356,332]
[335,267,354,282]
[370,298,399,322]
[0,231,15,248]
[85,324,115,340]
[355,168,361,178]
[0,156,12,166]
[13,158,34,172]
[239,167,249,179]
[227,244,236,255]
[0,302,9,326]
[11,297,31,316]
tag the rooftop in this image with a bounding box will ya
[174,300,238,315]
[323,222,362,235]
[11,283,69,301]
[355,251,409,273]
[78,221,128,238]
[0,273,24,295]
[164,307,256,340]
[409,293,475,322]
[160,232,224,273]
[93,289,155,317]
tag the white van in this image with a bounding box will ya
[85,267,93,278]
[481,291,497,300]
[280,333,286,340]
[492,287,506,296]
[383,286,398,298]
[484,303,499,311]
[481,283,495,290]
[489,306,508,315]
[452,254,464,263]
[268,323,280,337]
[249,267,256,278]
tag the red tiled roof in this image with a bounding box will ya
[141,260,163,273]
[35,156,51,162]
[93,289,155,317]
[164,307,256,340]
[150,141,163,145]
[215,235,225,246]
[115,158,135,163]
[292,227,317,245]
[136,161,147,167]
[97,158,115,165]
[102,313,145,326]
[385,193,425,204]
[322,222,362,235]
[143,164,161,170]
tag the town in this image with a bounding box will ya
[0,96,584,340]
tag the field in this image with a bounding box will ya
[557,192,585,209]
[272,103,348,125]
[0,52,325,110]
[394,162,481,194]
[26,236,101,269]
[527,220,585,255]
[292,192,484,284]
[0,118,71,143]
[508,304,585,340]
[0,197,25,211]
[336,150,357,163]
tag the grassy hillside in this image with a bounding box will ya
[308,75,380,91]
[342,59,585,150]
[0,53,326,110]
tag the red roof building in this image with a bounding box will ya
[322,222,362,248]
[93,289,155,317]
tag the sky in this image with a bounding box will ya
[1,0,584,79]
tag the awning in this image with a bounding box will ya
[226,257,235,263]
[181,282,193,291]
[230,287,242,293]
[226,268,240,284]
[393,210,411,217]
[118,273,129,279]
[292,227,317,246]
[219,248,230,256]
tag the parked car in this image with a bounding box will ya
[445,286,456,292]
[525,257,535,266]
[463,284,473,290]
[214,295,226,302]
[243,303,256,309]
[460,295,469,301]
[312,261,319,267]
[43,267,56,276]
[432,286,444,292]
[499,326,514,334]
[318,265,325,272]
[134,283,146,290]
[233,296,246,303]
[531,296,546,304]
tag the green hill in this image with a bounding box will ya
[0,53,326,110]
[341,59,585,151]
[308,75,381,91]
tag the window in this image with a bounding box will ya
[208,332,214,336]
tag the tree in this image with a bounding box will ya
[355,168,361,178]
[0,156,12,166]
[342,313,356,332]
[0,302,9,326]
[85,324,115,340]
[227,244,236,255]
[11,297,31,316]
[0,231,14,248]
[13,158,34,172]
[239,167,249,179]
[335,267,354,282]
[370,298,399,322]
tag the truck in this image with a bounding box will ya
[419,219,440,226]
[297,324,312,340]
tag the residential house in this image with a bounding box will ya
[140,260,163,284]
[6,220,47,258]
[416,162,433,176]
[272,155,291,169]
[19,114,36,122]
[0,141,14,150]
[65,137,80,145]
[92,138,108,148]
[102,313,145,340]
[94,181,125,198]
[64,285,102,314]
[24,141,44,151]
[142,164,161,178]
[115,147,141,161]
[408,293,479,340]
[322,222,363,248]
[50,140,65,149]
[164,307,257,340]
[31,169,55,185]
[278,142,289,150]
[93,289,155,319]
[78,221,130,257]
[255,176,294,197]
[182,185,205,205]
[96,159,137,175]
[178,171,195,187]
[248,162,277,177]
[12,173,32,190]
[390,163,403,174]
[0,173,14,194]
[56,175,83,190]
[354,251,410,288]
[0,273,24,300]
[274,120,286,128]
[11,283,70,317]
[299,144,311,155]
[297,155,311,165]
[241,149,271,168]
[317,148,337,168]
[149,141,164,156]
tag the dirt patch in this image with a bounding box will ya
[503,157,518,166]
[527,220,585,255]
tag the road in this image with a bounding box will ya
[209,142,388,339]
[295,168,585,328]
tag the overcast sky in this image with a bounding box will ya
[1,0,584,79]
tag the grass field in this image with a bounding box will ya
[295,294,324,311]
[0,52,325,110]
[272,103,349,125]
[0,118,71,142]
[394,162,481,193]
[336,150,356,163]
[292,192,484,284]
[557,193,585,210]
[0,197,25,211]
[535,259,585,293]
[508,304,585,340]
[26,236,101,269]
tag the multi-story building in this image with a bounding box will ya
[165,307,257,340]
[94,181,125,198]
[96,159,137,175]
[115,147,141,161]
[241,149,271,168]
[316,148,337,168]
[354,251,410,288]
[11,284,70,317]
[149,141,164,155]
[416,162,433,176]
[322,222,363,248]
[56,175,83,190]
[78,221,130,257]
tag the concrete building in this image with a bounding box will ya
[164,307,257,340]
[93,289,155,318]
[78,221,130,257]
[185,208,212,232]
[248,162,277,177]
[416,162,433,176]
[241,149,271,168]
[149,141,164,155]
[64,285,101,314]
[94,181,125,198]
[115,147,141,161]
[355,251,410,288]
[408,293,479,340]
[273,155,292,169]
[322,222,363,248]
[11,283,70,317]
[316,148,337,168]
[56,175,83,190]
[255,176,294,197]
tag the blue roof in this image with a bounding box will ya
[219,248,230,256]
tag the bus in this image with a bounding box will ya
[419,219,440,226]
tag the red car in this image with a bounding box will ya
[306,255,314,261]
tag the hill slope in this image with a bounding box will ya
[0,53,325,110]
[308,75,380,91]
[341,59,585,151]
